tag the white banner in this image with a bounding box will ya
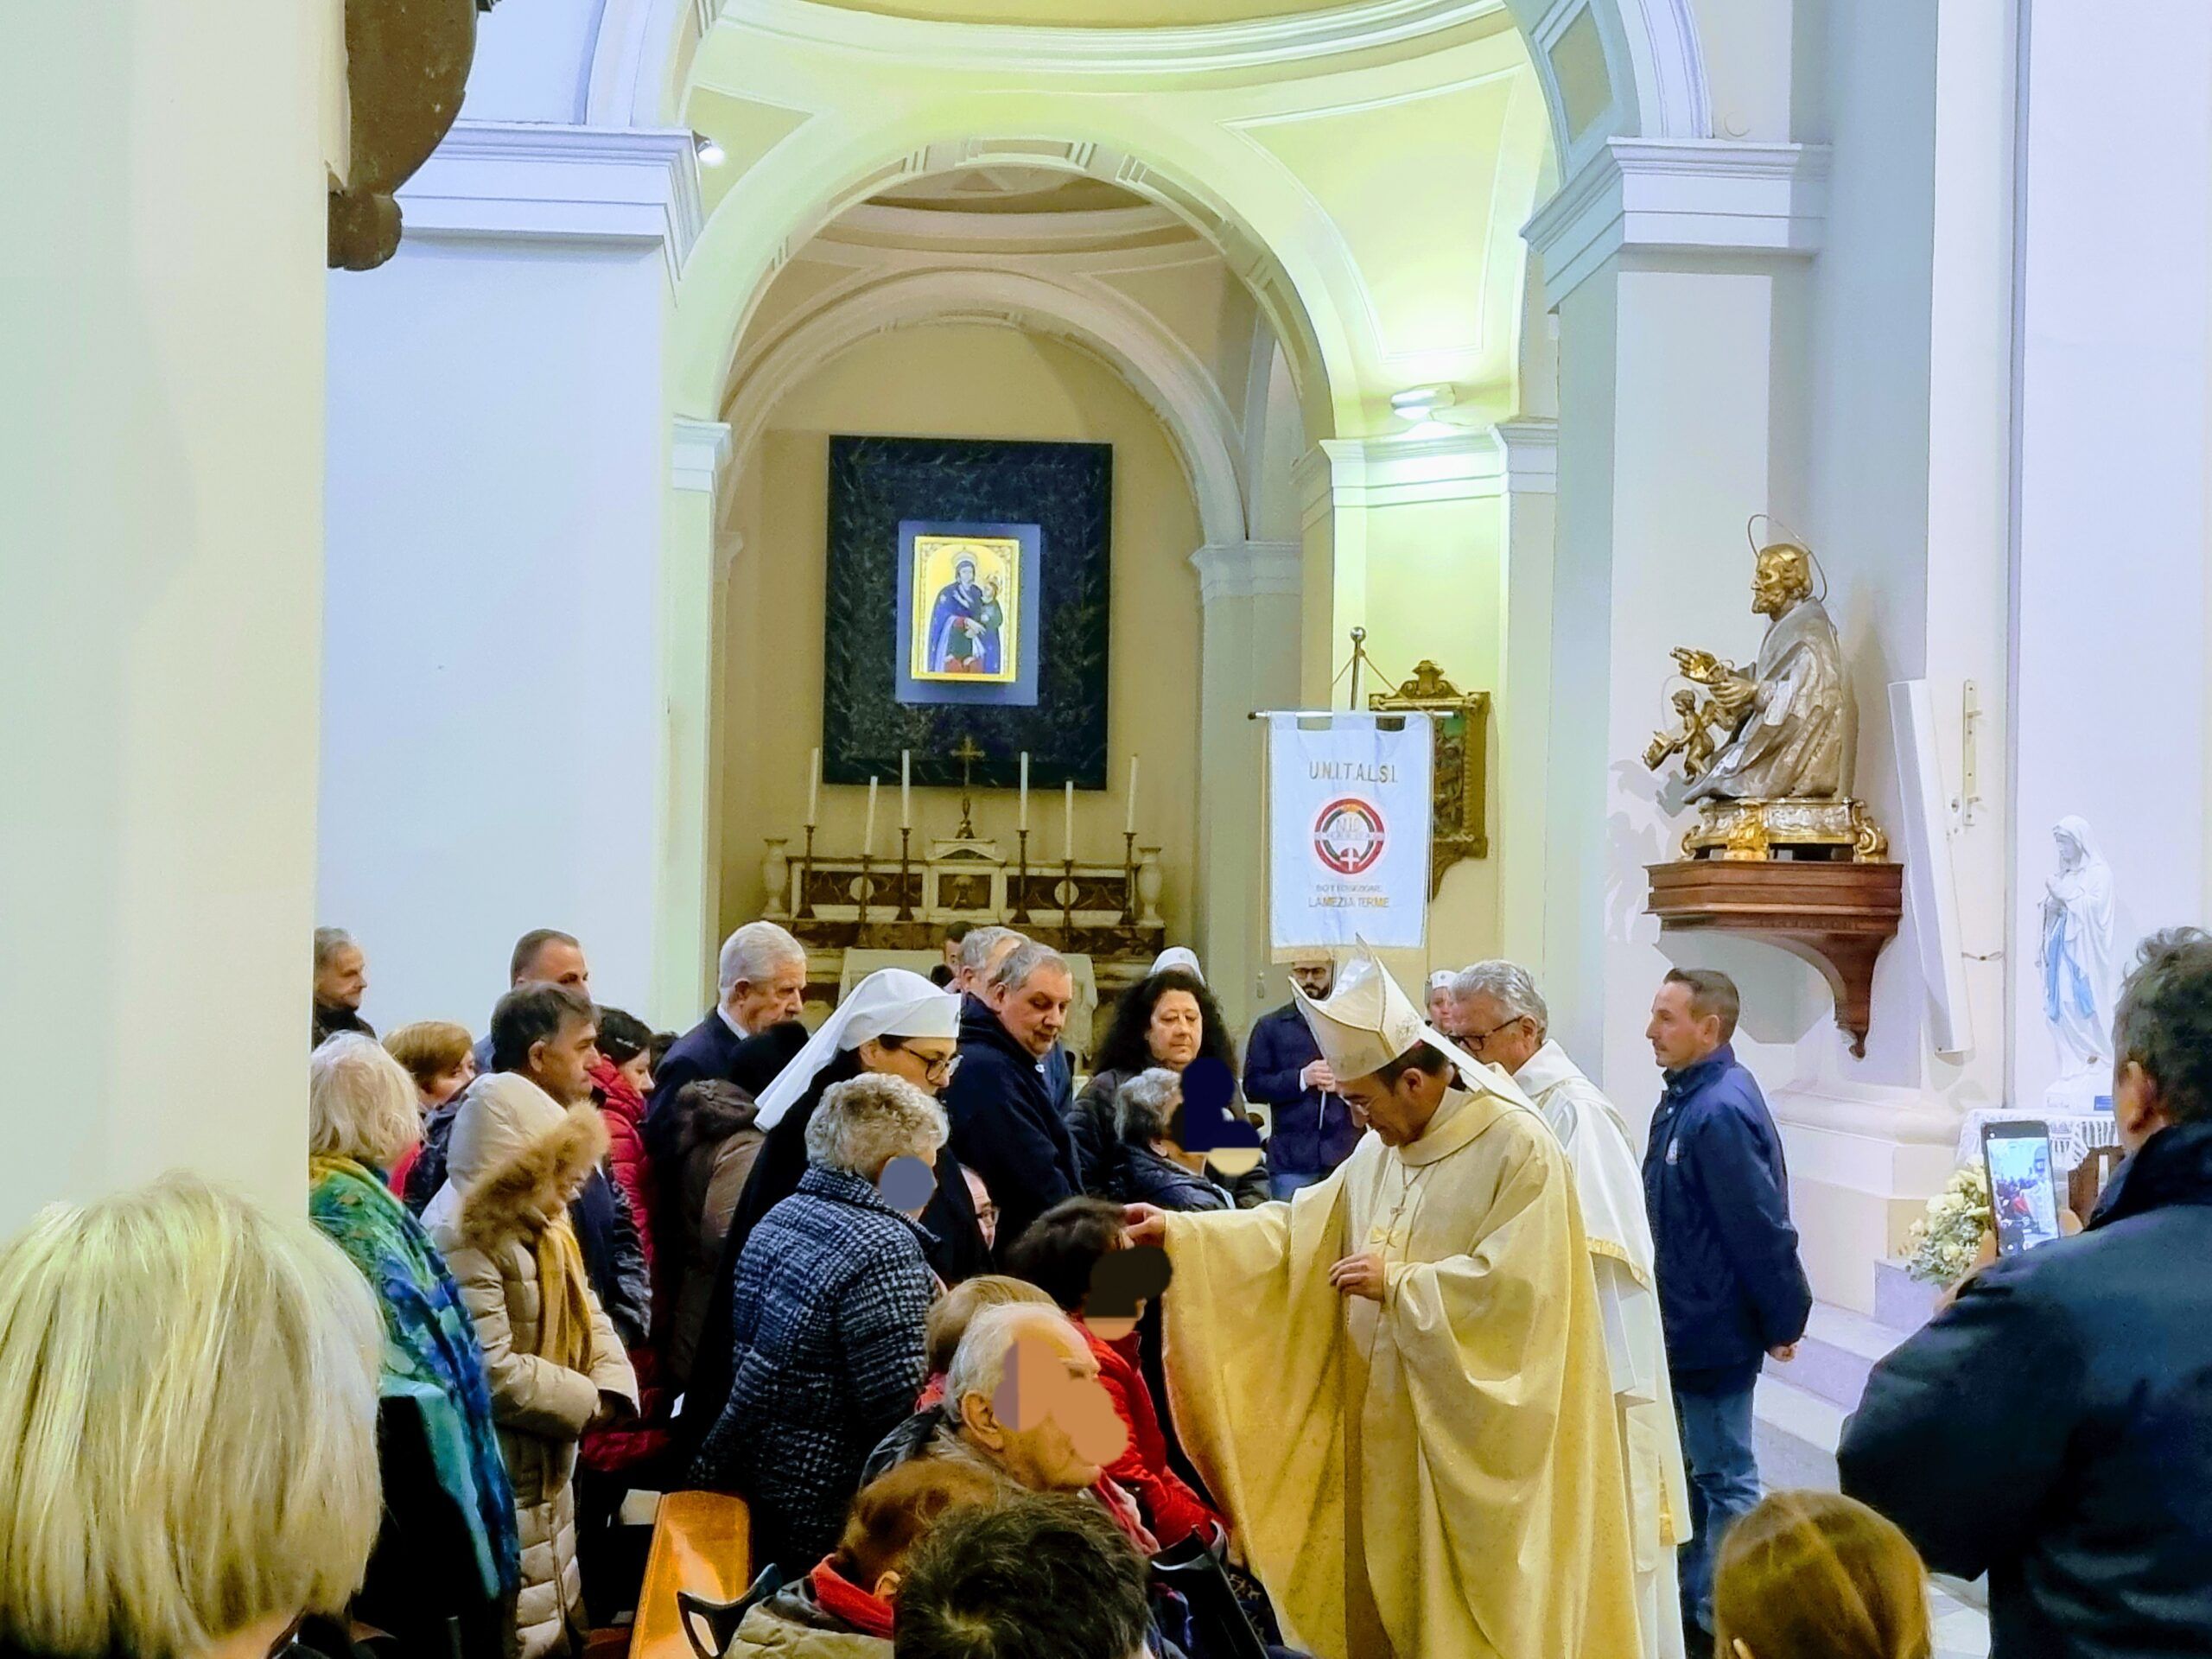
[1267,712,1433,952]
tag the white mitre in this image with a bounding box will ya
[1293,943,1491,1084]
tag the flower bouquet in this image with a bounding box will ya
[1904,1161,1994,1285]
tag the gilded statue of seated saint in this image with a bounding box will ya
[1669,542,1853,803]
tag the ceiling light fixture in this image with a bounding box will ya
[694,133,725,168]
[1390,385,1457,424]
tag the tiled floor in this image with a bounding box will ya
[1930,1580,1991,1658]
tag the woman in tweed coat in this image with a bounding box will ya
[691,1073,945,1573]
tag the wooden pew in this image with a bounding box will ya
[626,1491,753,1659]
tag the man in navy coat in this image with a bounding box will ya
[1643,966,1811,1643]
[651,920,808,1113]
[1843,929,2212,1659]
[1243,953,1362,1199]
[944,939,1082,1262]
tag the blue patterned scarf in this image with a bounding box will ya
[310,1154,521,1600]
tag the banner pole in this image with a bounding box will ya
[1347,626,1367,710]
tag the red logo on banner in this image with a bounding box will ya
[1313,798,1387,875]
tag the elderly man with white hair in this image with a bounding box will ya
[1451,957,1692,1659]
[652,920,810,1109]
[691,1071,949,1574]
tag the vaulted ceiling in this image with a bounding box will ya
[804,0,1350,24]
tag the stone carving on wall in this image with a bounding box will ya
[2038,815,2120,1109]
[327,0,497,270]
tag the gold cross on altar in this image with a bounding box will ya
[951,736,985,840]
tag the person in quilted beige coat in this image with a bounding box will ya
[426,1071,639,1658]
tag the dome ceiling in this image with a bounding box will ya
[869,168,1150,214]
[804,0,1350,25]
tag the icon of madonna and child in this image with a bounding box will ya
[911,535,1022,683]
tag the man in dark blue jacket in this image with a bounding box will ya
[1243,954,1362,1199]
[649,920,808,1113]
[944,939,1083,1261]
[1643,966,1811,1642]
[1841,929,2212,1659]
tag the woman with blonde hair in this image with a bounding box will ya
[308,1034,520,1658]
[0,1175,383,1659]
[1712,1490,1932,1659]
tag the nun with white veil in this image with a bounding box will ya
[721,969,989,1287]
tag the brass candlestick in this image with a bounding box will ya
[798,824,817,919]
[1121,830,1138,925]
[897,828,914,920]
[1012,829,1032,923]
[1061,856,1076,938]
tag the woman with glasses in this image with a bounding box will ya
[721,969,989,1287]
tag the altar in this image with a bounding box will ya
[760,830,1164,1064]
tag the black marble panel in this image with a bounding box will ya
[823,435,1111,789]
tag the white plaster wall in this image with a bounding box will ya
[321,242,671,1033]
[462,0,600,122]
[2010,0,2212,1105]
[1,0,340,1229]
[1797,0,1939,1093]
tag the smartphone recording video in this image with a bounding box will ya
[1983,1122,2063,1257]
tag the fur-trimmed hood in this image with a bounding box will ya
[443,1073,609,1253]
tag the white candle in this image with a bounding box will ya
[900,751,912,830]
[864,776,879,856]
[1019,752,1030,831]
[806,747,821,829]
[1064,779,1075,860]
[1125,755,1140,835]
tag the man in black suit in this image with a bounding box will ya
[651,920,808,1112]
[944,939,1081,1259]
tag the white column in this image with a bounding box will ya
[1496,419,1558,970]
[1300,432,1514,973]
[658,419,734,1021]
[2010,1,2212,1103]
[1192,542,1304,1033]
[0,0,344,1227]
[1528,139,1829,1124]
[320,123,702,1029]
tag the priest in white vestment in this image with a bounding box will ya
[1451,960,1694,1659]
[1126,947,1639,1659]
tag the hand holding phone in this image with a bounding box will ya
[1982,1120,2064,1258]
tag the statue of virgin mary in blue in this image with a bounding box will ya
[926,557,1004,675]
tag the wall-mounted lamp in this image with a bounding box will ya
[1390,385,1458,424]
[695,133,726,168]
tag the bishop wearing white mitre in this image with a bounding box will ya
[1126,945,1640,1659]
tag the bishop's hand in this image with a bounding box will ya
[1122,1204,1169,1248]
[1328,1251,1387,1301]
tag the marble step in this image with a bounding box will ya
[1764,1300,1918,1411]
[1753,1369,1843,1491]
[1875,1255,1943,1332]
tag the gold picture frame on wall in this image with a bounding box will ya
[1370,660,1490,897]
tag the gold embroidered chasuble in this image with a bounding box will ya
[1160,1086,1641,1659]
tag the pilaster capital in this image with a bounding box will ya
[1190,540,1303,605]
[1299,430,1505,524]
[1494,418,1558,495]
[399,123,704,287]
[672,416,734,494]
[1523,138,1831,310]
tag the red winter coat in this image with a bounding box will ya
[590,1059,658,1284]
[1077,1320,1224,1548]
[582,1058,671,1476]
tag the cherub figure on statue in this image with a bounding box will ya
[1643,686,1722,781]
